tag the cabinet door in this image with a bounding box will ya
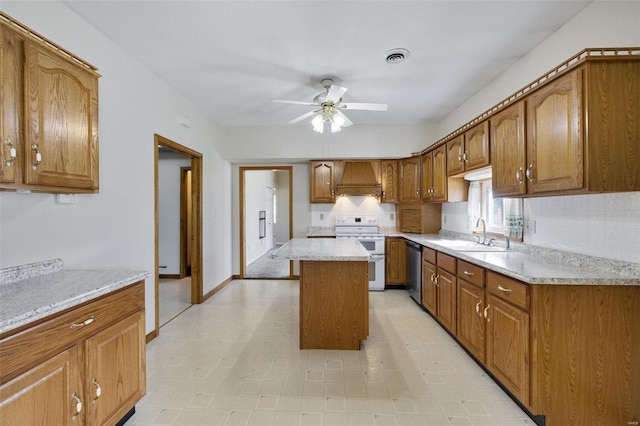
[485,295,529,405]
[0,346,83,425]
[399,157,420,202]
[491,101,526,196]
[420,152,433,201]
[380,159,398,203]
[385,238,405,284]
[527,70,583,194]
[309,161,334,203]
[436,268,457,335]
[421,260,437,313]
[23,40,99,190]
[464,121,490,172]
[85,312,146,426]
[431,145,447,201]
[457,280,485,363]
[446,135,465,176]
[0,24,23,185]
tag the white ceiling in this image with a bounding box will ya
[63,0,591,128]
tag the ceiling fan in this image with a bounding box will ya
[272,78,388,133]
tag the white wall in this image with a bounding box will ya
[222,124,435,162]
[0,1,234,334]
[158,152,191,275]
[440,1,640,264]
[274,171,290,245]
[310,197,396,229]
[244,170,275,265]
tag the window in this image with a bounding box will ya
[470,179,523,240]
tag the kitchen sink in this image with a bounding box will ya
[429,239,509,252]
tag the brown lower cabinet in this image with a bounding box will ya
[0,282,146,425]
[385,237,406,285]
[449,256,639,425]
[421,248,457,336]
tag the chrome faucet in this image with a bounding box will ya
[476,218,486,245]
[504,235,511,250]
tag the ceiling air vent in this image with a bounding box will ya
[384,48,410,64]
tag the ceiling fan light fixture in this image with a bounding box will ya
[384,48,410,64]
[312,114,324,133]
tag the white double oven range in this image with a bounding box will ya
[335,216,385,291]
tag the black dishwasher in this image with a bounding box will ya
[405,240,422,304]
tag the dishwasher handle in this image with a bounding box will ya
[405,240,422,251]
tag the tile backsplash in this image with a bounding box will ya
[442,192,640,264]
[310,196,396,228]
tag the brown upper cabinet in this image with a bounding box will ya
[447,121,490,176]
[421,146,448,202]
[0,16,100,193]
[309,160,335,203]
[380,159,399,203]
[491,54,640,197]
[398,157,421,202]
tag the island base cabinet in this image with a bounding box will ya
[85,311,146,426]
[530,285,640,426]
[0,346,83,425]
[300,260,368,350]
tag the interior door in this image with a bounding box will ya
[265,186,275,247]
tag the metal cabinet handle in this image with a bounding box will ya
[72,392,82,415]
[463,270,474,276]
[475,301,482,315]
[458,153,464,163]
[4,140,16,167]
[70,315,95,329]
[430,273,436,283]
[93,378,102,399]
[434,275,439,287]
[515,167,524,183]
[463,151,469,163]
[31,144,42,170]
[497,285,512,294]
[525,164,534,181]
[483,305,491,321]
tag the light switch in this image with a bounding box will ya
[56,194,78,204]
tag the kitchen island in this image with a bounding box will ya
[271,238,370,350]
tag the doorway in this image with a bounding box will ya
[240,166,293,279]
[154,134,203,336]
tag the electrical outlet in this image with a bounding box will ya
[320,213,325,220]
[443,215,447,224]
[389,213,394,221]
[526,220,536,234]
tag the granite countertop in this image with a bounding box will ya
[271,238,369,261]
[402,233,640,286]
[0,259,151,335]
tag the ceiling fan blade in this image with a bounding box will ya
[335,110,353,127]
[336,102,388,111]
[272,99,320,107]
[325,85,348,103]
[288,109,319,124]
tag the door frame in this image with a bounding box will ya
[239,166,293,279]
[180,166,192,278]
[154,134,203,336]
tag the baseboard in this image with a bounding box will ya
[202,276,234,302]
[159,274,181,279]
[146,329,158,343]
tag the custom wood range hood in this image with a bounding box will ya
[334,160,382,196]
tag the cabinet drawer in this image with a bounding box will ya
[437,252,456,274]
[0,281,144,384]
[487,272,529,310]
[457,260,485,288]
[422,247,437,264]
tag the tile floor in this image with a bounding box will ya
[129,279,534,425]
[159,277,193,327]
